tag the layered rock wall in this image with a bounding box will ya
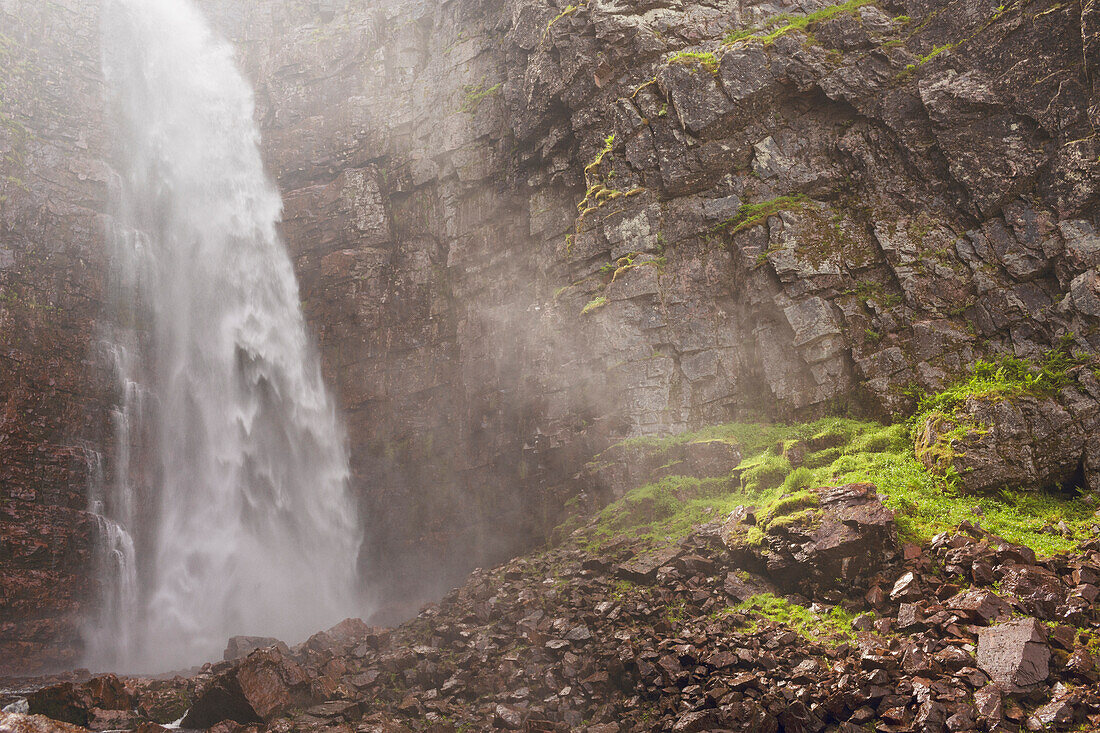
[0,0,112,672]
[219,0,1100,617]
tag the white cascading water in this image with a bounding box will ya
[87,0,364,672]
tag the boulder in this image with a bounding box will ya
[84,709,137,732]
[24,685,90,728]
[224,636,287,661]
[180,648,315,728]
[915,390,1099,494]
[724,483,897,595]
[977,618,1051,688]
[946,588,1011,623]
[25,675,134,728]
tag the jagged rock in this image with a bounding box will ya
[946,588,1011,623]
[84,709,136,733]
[492,704,523,729]
[26,677,132,728]
[180,648,315,728]
[977,618,1051,688]
[724,483,896,595]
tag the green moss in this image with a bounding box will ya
[581,295,608,315]
[779,468,815,494]
[719,195,812,235]
[568,412,1094,559]
[737,593,854,642]
[667,50,719,74]
[458,81,502,114]
[724,0,875,46]
[584,474,749,550]
[740,452,792,493]
[544,4,579,39]
[913,350,1086,423]
[897,41,960,79]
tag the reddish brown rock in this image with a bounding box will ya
[180,648,315,728]
[977,618,1051,688]
[0,712,91,733]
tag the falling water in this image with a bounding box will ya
[88,0,364,671]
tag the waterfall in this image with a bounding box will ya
[88,0,364,672]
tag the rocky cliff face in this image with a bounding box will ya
[219,0,1100,615]
[0,0,112,673]
[3,0,1100,673]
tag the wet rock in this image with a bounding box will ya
[0,713,91,733]
[26,677,131,729]
[224,636,287,661]
[977,618,1051,688]
[181,648,315,728]
[84,709,136,732]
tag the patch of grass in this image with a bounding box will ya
[668,50,719,74]
[569,413,1095,558]
[584,474,755,550]
[912,350,1086,425]
[724,0,875,46]
[581,295,608,315]
[719,195,812,235]
[740,452,793,493]
[737,593,854,642]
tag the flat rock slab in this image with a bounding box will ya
[0,712,90,732]
[977,617,1050,688]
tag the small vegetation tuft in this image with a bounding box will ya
[724,0,875,46]
[667,50,719,74]
[736,593,855,641]
[719,195,812,235]
[581,295,608,315]
[458,81,502,114]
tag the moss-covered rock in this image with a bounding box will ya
[913,352,1100,495]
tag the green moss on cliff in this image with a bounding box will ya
[719,195,812,235]
[724,0,876,46]
[458,81,502,114]
[667,51,719,74]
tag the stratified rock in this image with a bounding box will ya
[977,618,1051,688]
[180,648,315,728]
